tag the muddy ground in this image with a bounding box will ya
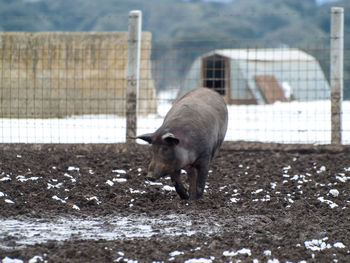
[1,142,350,262]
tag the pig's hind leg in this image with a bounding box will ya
[187,167,199,200]
[171,171,189,200]
[194,158,210,199]
[187,162,208,200]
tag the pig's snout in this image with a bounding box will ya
[146,171,157,181]
[146,161,168,181]
[146,161,160,181]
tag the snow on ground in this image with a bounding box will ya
[1,148,350,262]
[1,90,350,262]
[0,214,220,250]
[0,90,349,144]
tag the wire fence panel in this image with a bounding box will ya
[0,33,349,144]
[0,32,155,143]
[150,43,349,145]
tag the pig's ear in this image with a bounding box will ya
[137,133,153,144]
[162,132,179,146]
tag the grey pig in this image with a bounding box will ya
[138,87,228,200]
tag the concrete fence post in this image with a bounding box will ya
[126,10,142,143]
[330,7,344,145]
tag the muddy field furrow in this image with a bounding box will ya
[1,143,350,262]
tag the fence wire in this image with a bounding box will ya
[0,35,349,144]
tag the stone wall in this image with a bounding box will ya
[0,32,157,118]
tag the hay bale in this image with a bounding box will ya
[0,32,157,118]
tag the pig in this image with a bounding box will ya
[137,87,228,200]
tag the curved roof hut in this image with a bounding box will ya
[181,48,330,104]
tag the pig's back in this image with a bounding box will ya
[163,88,228,154]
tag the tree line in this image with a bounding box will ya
[0,0,349,97]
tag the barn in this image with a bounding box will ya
[181,48,330,104]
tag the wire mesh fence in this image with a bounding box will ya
[0,32,349,144]
[144,43,350,145]
[0,32,156,143]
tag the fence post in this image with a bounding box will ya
[126,10,142,143]
[330,7,344,145]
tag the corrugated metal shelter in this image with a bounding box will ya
[181,48,330,104]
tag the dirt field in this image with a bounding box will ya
[1,142,350,263]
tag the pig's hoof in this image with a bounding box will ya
[179,192,189,200]
[189,194,201,200]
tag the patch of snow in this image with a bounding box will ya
[115,258,137,263]
[287,198,294,204]
[112,169,127,174]
[184,258,212,263]
[0,214,219,249]
[52,195,66,204]
[106,180,114,186]
[316,165,326,174]
[270,182,277,189]
[219,186,227,191]
[336,173,350,183]
[283,165,291,171]
[86,196,101,205]
[64,173,76,183]
[5,199,15,204]
[333,242,346,248]
[264,250,272,256]
[72,205,80,211]
[28,255,44,263]
[230,197,240,203]
[290,175,299,180]
[251,189,263,195]
[129,188,145,194]
[162,185,175,191]
[16,176,40,182]
[169,251,184,257]
[0,175,11,182]
[329,189,339,197]
[261,195,271,201]
[1,257,24,263]
[318,197,338,208]
[304,237,332,251]
[68,166,80,172]
[47,182,63,189]
[113,178,127,183]
[1,100,350,144]
[223,248,251,257]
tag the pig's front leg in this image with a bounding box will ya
[171,171,189,200]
